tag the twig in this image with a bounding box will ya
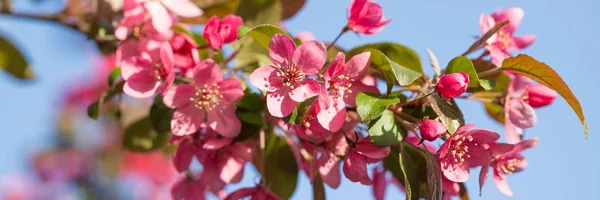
[326,26,349,50]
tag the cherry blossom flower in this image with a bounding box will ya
[203,15,243,50]
[142,0,202,35]
[224,186,281,200]
[480,7,536,66]
[163,59,244,137]
[419,119,447,142]
[171,33,200,69]
[343,136,390,185]
[171,176,206,200]
[526,84,557,108]
[437,72,469,99]
[315,52,375,132]
[438,124,500,182]
[347,0,391,34]
[504,75,537,144]
[121,42,175,98]
[479,138,538,196]
[297,31,315,43]
[300,131,347,188]
[249,34,326,117]
[115,0,176,41]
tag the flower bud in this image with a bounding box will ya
[419,120,447,141]
[526,84,557,108]
[437,72,469,99]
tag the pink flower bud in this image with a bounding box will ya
[526,84,557,108]
[347,0,391,35]
[437,72,469,99]
[204,15,243,50]
[419,120,447,141]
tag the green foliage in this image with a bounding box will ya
[263,134,299,199]
[445,56,493,90]
[360,48,422,94]
[368,109,403,146]
[107,67,121,87]
[356,92,400,122]
[122,117,170,152]
[282,96,317,125]
[0,37,33,80]
[87,81,125,120]
[149,96,174,133]
[237,24,289,49]
[427,93,465,134]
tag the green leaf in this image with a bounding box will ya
[364,48,422,94]
[237,26,251,39]
[347,42,423,73]
[122,117,170,152]
[424,149,443,200]
[180,0,241,24]
[235,0,282,26]
[283,96,317,124]
[501,54,589,138]
[312,174,326,200]
[0,37,33,80]
[368,109,403,146]
[87,81,125,120]
[107,67,121,87]
[462,20,509,55]
[238,24,289,50]
[399,144,421,200]
[472,59,500,79]
[427,93,465,134]
[264,134,299,199]
[445,56,492,90]
[149,96,174,133]
[356,92,400,122]
[484,103,504,124]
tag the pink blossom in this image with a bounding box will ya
[372,166,387,200]
[163,59,244,137]
[203,15,243,50]
[347,0,391,34]
[343,136,390,185]
[437,72,469,99]
[171,176,206,200]
[115,0,175,41]
[296,31,315,43]
[224,186,281,200]
[171,33,200,69]
[121,42,175,98]
[300,131,348,188]
[479,138,538,196]
[438,124,500,182]
[249,34,326,117]
[525,84,557,108]
[480,8,536,66]
[143,0,202,35]
[504,75,537,144]
[419,120,447,142]
[316,52,375,131]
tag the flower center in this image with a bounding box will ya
[496,30,513,49]
[450,135,474,163]
[500,158,520,174]
[190,83,222,110]
[276,62,305,89]
[328,75,354,98]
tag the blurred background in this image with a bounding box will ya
[0,0,598,199]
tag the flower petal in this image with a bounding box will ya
[478,164,489,196]
[202,137,232,150]
[218,78,244,104]
[316,95,346,132]
[224,187,256,200]
[508,99,537,128]
[163,84,195,108]
[289,79,320,102]
[354,137,390,159]
[465,145,491,166]
[488,143,515,157]
[479,14,497,44]
[230,142,253,162]
[162,0,203,17]
[494,7,524,33]
[504,119,524,144]
[171,105,204,136]
[121,56,152,80]
[193,59,223,86]
[249,66,283,92]
[343,150,372,184]
[465,129,500,144]
[123,71,161,98]
[511,35,536,50]
[173,140,195,173]
[145,1,173,34]
[292,41,326,75]
[513,137,538,153]
[493,171,514,196]
[345,52,371,79]
[160,42,175,71]
[372,167,387,200]
[219,157,244,183]
[221,15,243,43]
[317,151,341,188]
[207,105,241,138]
[269,34,296,66]
[441,158,470,182]
[324,52,346,81]
[266,91,296,117]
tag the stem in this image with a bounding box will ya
[477,67,502,78]
[221,48,241,67]
[327,26,349,50]
[397,91,434,107]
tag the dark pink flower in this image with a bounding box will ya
[249,34,326,117]
[419,120,447,141]
[343,136,390,185]
[203,15,243,50]
[300,131,348,188]
[315,52,375,132]
[171,33,200,69]
[437,72,469,99]
[163,59,244,137]
[438,124,500,182]
[479,138,538,196]
[480,8,536,66]
[525,84,557,108]
[171,176,206,200]
[504,75,537,144]
[347,0,391,34]
[224,186,280,200]
[121,42,175,98]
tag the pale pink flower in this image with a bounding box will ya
[479,138,538,196]
[438,124,500,182]
[419,119,447,142]
[163,59,244,137]
[204,15,243,50]
[437,72,469,99]
[347,0,391,34]
[143,0,202,35]
[225,186,281,200]
[343,136,390,185]
[480,8,536,66]
[526,84,557,108]
[115,0,174,41]
[249,34,326,117]
[504,75,537,144]
[121,42,175,98]
[296,31,315,43]
[171,33,200,69]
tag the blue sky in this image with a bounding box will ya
[0,0,599,199]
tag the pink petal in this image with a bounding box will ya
[464,145,491,166]
[465,129,500,144]
[349,0,368,21]
[345,81,379,107]
[479,14,497,44]
[207,105,241,138]
[324,52,346,81]
[193,59,223,86]
[504,119,524,144]
[511,35,536,50]
[354,137,390,159]
[343,150,372,184]
[123,71,161,98]
[345,52,371,79]
[289,79,320,102]
[115,26,130,41]
[173,140,195,173]
[493,172,513,196]
[494,7,524,33]
[508,75,532,97]
[318,152,342,189]
[487,45,511,67]
[121,56,152,80]
[292,41,326,75]
[478,164,489,196]
[513,137,538,153]
[230,142,253,162]
[249,66,284,92]
[218,78,244,104]
[508,99,537,128]
[224,187,256,200]
[441,158,470,182]
[354,2,384,29]
[525,84,556,108]
[372,167,387,200]
[221,15,243,43]
[269,34,297,66]
[316,95,346,132]
[171,178,206,200]
[220,157,244,183]
[202,137,232,150]
[145,1,173,34]
[488,143,515,157]
[162,0,203,17]
[116,40,141,65]
[171,105,204,136]
[160,42,175,71]
[163,84,195,109]
[266,91,296,117]
[204,16,223,50]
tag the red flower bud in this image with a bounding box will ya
[419,120,447,141]
[526,84,557,108]
[437,72,469,99]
